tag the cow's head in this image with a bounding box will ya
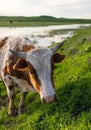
[10,41,66,103]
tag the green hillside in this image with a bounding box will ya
[0,15,91,26]
[0,26,91,129]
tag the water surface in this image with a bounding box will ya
[0,24,90,47]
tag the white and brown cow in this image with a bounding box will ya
[0,36,66,115]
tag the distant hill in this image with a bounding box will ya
[0,15,91,27]
[0,15,91,24]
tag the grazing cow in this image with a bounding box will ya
[0,36,66,115]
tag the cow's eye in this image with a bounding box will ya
[30,71,33,75]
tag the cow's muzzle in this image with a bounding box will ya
[42,94,58,103]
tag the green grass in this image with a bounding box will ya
[1,26,91,130]
[0,21,67,27]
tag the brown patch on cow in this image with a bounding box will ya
[12,58,41,93]
[22,45,35,52]
[5,55,15,75]
[2,55,16,76]
[13,58,28,70]
[29,73,41,93]
[26,62,41,93]
[0,37,8,49]
[2,55,29,82]
[11,58,33,86]
[2,54,41,92]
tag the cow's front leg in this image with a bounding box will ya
[8,86,16,116]
[3,75,16,116]
[18,92,27,115]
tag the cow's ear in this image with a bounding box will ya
[53,53,66,63]
[13,58,28,71]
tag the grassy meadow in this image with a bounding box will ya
[0,23,91,129]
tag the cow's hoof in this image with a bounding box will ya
[8,109,17,116]
[18,107,25,115]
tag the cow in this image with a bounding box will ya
[0,36,66,115]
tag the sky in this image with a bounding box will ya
[0,0,91,18]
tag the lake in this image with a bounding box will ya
[0,24,90,47]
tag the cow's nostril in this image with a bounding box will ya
[42,95,57,103]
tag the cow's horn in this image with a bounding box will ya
[50,40,66,53]
[9,49,26,59]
